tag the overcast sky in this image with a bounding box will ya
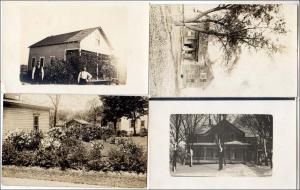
[19,2,129,69]
[20,94,100,113]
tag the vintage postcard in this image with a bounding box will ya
[149,3,298,97]
[1,1,149,95]
[149,100,297,189]
[170,114,272,177]
[2,93,148,188]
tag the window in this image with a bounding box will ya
[130,120,135,128]
[141,120,145,127]
[39,57,45,67]
[200,72,207,82]
[33,114,40,132]
[50,56,55,64]
[31,57,36,68]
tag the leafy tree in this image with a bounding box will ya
[121,97,148,136]
[100,96,148,135]
[100,96,126,134]
[150,4,287,95]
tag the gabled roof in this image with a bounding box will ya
[29,27,112,49]
[195,119,245,136]
[3,98,52,111]
[67,119,90,125]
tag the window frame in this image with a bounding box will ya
[33,113,40,132]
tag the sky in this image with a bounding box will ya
[20,94,100,113]
[18,2,129,73]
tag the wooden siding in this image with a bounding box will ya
[80,30,112,55]
[3,107,50,136]
[28,42,80,70]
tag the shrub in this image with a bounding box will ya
[2,140,17,165]
[107,138,147,173]
[100,126,114,141]
[5,130,43,151]
[14,151,36,167]
[35,147,59,168]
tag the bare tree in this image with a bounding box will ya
[170,114,184,171]
[181,114,207,167]
[87,98,102,126]
[236,114,273,167]
[48,95,61,128]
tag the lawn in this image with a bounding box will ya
[2,165,147,188]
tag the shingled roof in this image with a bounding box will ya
[29,27,112,48]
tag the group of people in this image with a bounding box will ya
[32,62,92,85]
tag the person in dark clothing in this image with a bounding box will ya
[32,61,44,84]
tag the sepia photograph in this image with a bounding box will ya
[2,1,149,95]
[2,93,148,188]
[170,114,272,177]
[149,4,297,97]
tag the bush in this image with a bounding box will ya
[5,130,43,151]
[107,138,147,173]
[101,126,115,141]
[14,151,36,167]
[43,58,77,84]
[2,140,17,165]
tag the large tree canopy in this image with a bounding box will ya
[176,4,287,71]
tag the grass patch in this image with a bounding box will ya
[2,165,146,188]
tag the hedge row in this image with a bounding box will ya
[2,129,147,174]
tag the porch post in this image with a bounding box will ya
[204,147,207,160]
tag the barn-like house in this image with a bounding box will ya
[28,27,114,80]
[191,119,257,164]
[3,94,51,135]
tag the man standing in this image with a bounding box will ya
[78,67,92,85]
[32,61,44,84]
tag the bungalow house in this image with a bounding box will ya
[190,119,257,164]
[28,27,114,80]
[116,115,148,136]
[3,94,51,136]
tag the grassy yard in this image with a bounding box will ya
[2,165,147,188]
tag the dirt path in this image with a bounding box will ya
[2,177,106,188]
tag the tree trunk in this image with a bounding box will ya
[113,120,117,135]
[53,109,57,128]
[133,119,137,136]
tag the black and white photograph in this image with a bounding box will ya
[148,100,297,189]
[150,4,297,97]
[2,93,148,188]
[170,114,272,177]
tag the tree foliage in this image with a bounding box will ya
[100,96,148,135]
[177,4,287,71]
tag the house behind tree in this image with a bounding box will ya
[190,119,257,164]
[3,94,51,136]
